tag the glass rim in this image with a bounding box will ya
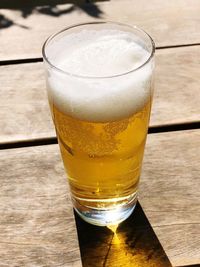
[42,21,155,79]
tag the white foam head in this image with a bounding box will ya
[45,28,154,122]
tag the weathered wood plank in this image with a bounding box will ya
[1,46,200,143]
[0,62,54,142]
[153,224,200,267]
[0,145,82,267]
[0,129,199,266]
[1,0,200,60]
[152,46,200,127]
[140,129,200,266]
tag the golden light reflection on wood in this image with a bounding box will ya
[111,231,120,245]
[75,203,172,267]
[107,224,119,234]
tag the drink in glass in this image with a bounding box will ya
[42,22,155,226]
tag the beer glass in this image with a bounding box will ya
[42,22,155,226]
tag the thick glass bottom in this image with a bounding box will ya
[73,193,137,226]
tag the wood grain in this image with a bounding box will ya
[0,129,199,266]
[152,46,200,127]
[0,145,82,267]
[140,129,200,266]
[1,0,200,60]
[1,46,200,143]
[0,62,55,143]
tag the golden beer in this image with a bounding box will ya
[50,98,151,210]
[43,22,155,225]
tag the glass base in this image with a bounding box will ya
[73,193,137,226]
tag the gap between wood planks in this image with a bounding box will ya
[0,121,199,150]
[1,42,199,150]
[1,42,200,66]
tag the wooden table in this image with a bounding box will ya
[0,0,200,266]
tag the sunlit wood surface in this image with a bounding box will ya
[0,130,199,266]
[1,46,200,144]
[1,0,200,60]
[0,0,199,266]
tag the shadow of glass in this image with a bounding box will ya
[75,202,172,267]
